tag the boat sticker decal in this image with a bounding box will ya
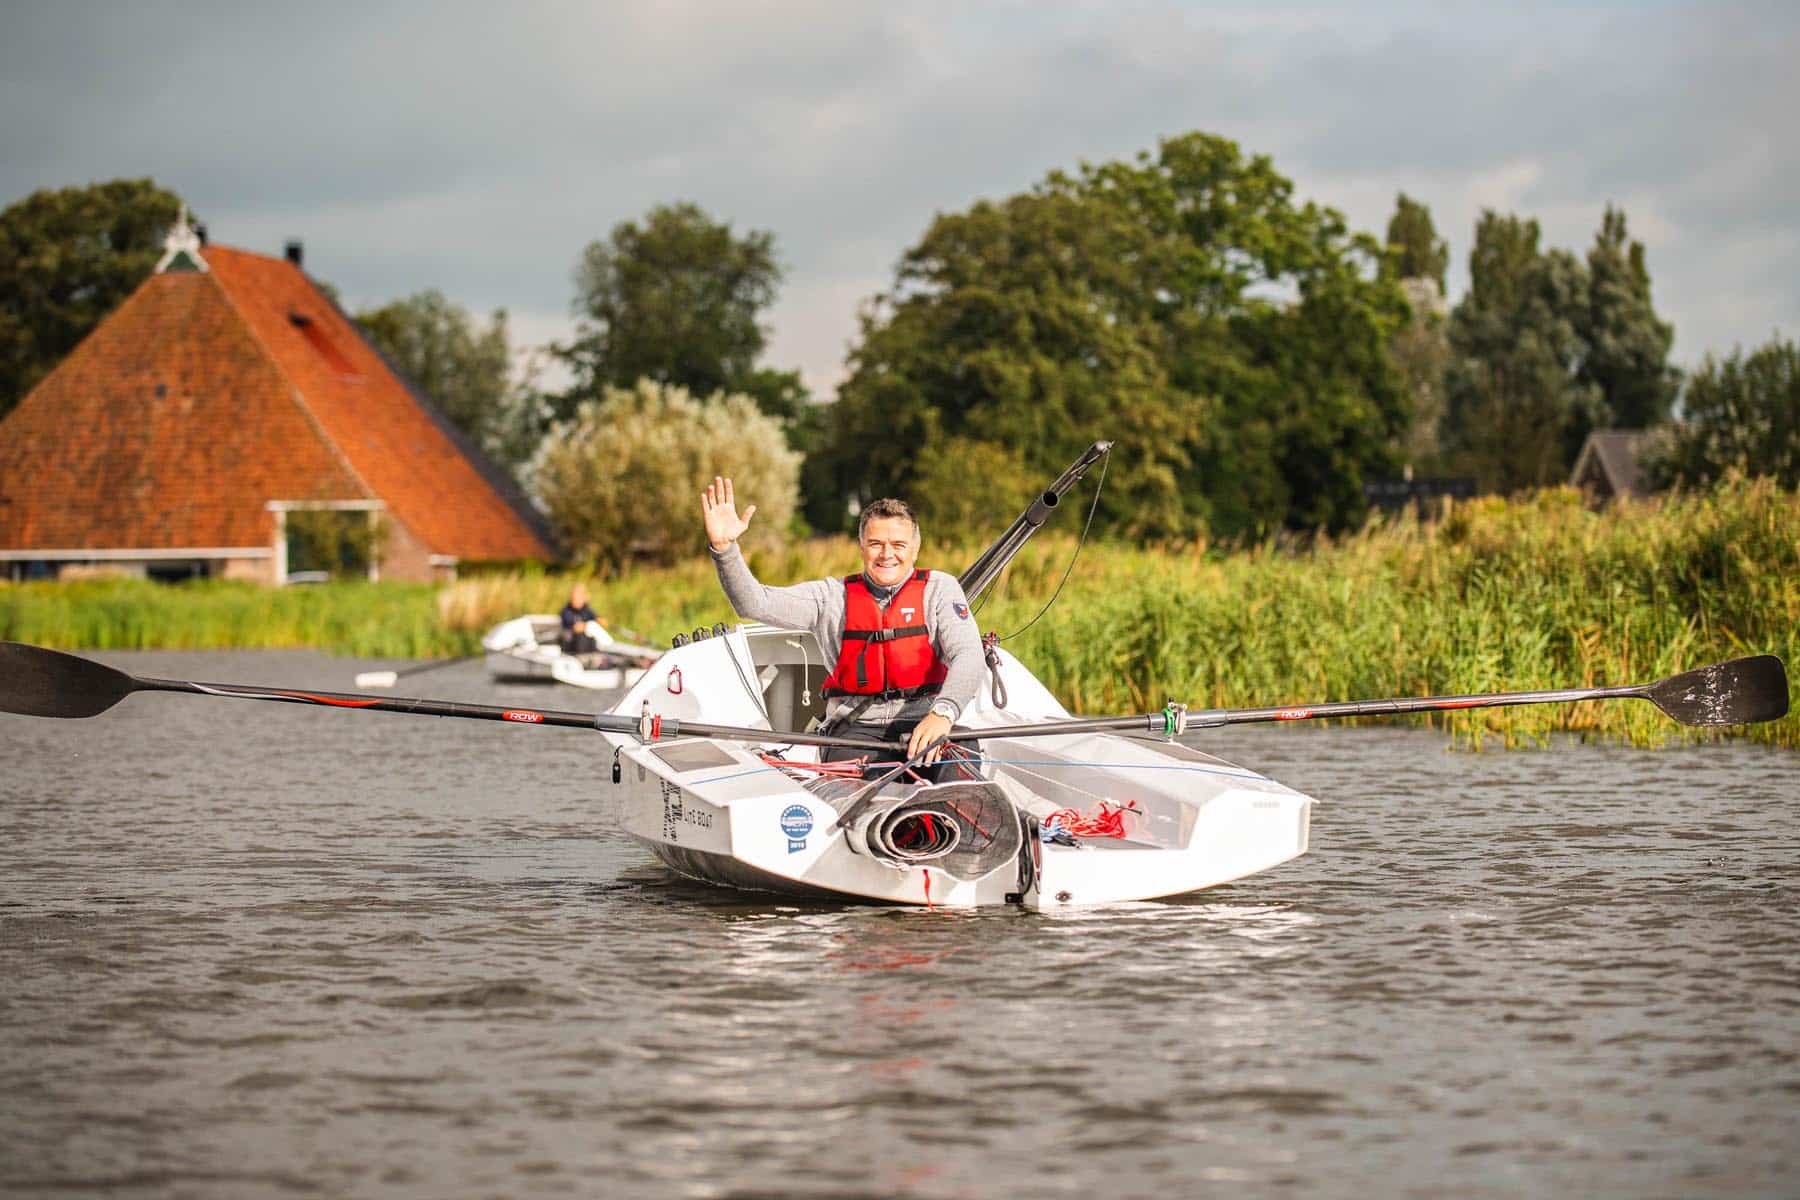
[1274,708,1311,721]
[780,804,813,854]
[502,709,544,723]
[662,781,684,843]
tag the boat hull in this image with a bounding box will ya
[623,792,1312,910]
[615,770,1310,910]
[602,627,1314,910]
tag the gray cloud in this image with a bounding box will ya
[2,1,1793,390]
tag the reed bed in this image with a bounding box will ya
[6,479,1795,747]
[0,579,463,658]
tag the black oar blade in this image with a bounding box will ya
[0,641,138,719]
[1646,655,1790,726]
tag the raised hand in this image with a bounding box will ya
[701,476,757,551]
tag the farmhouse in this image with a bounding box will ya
[0,217,552,583]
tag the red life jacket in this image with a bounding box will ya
[821,570,948,700]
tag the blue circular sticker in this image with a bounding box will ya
[779,804,814,838]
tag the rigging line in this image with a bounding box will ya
[990,758,1114,809]
[991,449,1110,639]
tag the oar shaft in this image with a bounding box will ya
[950,684,1647,742]
[1187,684,1645,728]
[138,675,606,729]
[134,676,898,751]
[951,714,1173,740]
[674,720,896,753]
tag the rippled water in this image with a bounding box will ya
[2,649,1797,1198]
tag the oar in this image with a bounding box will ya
[354,653,482,689]
[947,656,1790,741]
[0,642,897,754]
[9,641,1782,756]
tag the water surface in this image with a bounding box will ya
[2,650,1796,1198]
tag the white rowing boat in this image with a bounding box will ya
[481,614,662,690]
[601,623,1313,909]
[600,442,1312,909]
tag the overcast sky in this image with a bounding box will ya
[4,1,1794,400]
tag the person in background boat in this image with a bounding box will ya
[559,584,604,661]
[701,477,983,780]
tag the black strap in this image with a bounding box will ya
[841,625,929,642]
[821,682,944,701]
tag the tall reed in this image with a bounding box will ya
[0,579,463,657]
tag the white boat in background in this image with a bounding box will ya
[482,614,663,691]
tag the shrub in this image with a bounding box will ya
[533,380,800,569]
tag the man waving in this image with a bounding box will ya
[701,477,982,775]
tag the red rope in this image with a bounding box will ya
[1045,799,1141,839]
[758,754,868,777]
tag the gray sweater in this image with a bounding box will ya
[710,542,984,726]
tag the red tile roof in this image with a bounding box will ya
[0,245,554,562]
[0,269,365,551]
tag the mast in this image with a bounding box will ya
[957,440,1111,604]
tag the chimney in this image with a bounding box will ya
[284,239,304,267]
[194,223,208,246]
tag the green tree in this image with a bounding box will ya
[555,202,808,427]
[1391,278,1452,469]
[1380,195,1452,467]
[1579,205,1677,430]
[1443,205,1677,490]
[811,186,1183,534]
[1385,192,1449,291]
[0,179,187,420]
[1442,212,1603,491]
[909,438,1038,543]
[814,132,1410,540]
[355,290,540,469]
[1651,334,1800,488]
[534,380,800,568]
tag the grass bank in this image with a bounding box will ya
[5,479,1795,747]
